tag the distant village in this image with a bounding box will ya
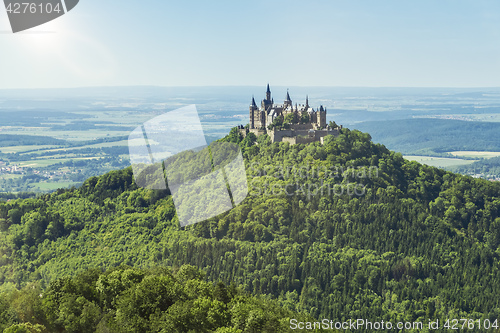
[0,160,81,181]
[471,173,500,182]
[0,162,23,174]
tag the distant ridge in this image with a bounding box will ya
[355,118,500,154]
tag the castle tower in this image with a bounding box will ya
[284,90,292,107]
[249,96,257,129]
[318,105,327,128]
[305,95,309,109]
[262,84,273,110]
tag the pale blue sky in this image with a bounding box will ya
[1,0,500,89]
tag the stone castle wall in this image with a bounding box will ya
[281,136,298,145]
[269,128,341,144]
[289,123,314,131]
[240,127,340,145]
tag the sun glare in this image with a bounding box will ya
[15,17,116,82]
[17,18,64,50]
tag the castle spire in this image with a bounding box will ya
[306,95,309,108]
[251,96,257,108]
[266,83,271,101]
[284,89,292,107]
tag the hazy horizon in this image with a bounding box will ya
[2,85,500,90]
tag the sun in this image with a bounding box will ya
[15,18,116,82]
[16,18,65,51]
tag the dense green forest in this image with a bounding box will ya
[0,264,320,332]
[354,118,500,154]
[1,127,500,332]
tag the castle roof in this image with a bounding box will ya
[251,96,257,107]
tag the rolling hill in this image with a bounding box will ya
[1,127,500,332]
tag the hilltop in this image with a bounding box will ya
[1,127,500,331]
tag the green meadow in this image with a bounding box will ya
[404,155,478,168]
[448,151,500,159]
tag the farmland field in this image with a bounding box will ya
[448,151,500,159]
[33,181,80,191]
[16,157,103,168]
[404,155,478,168]
[0,145,60,153]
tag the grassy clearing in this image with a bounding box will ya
[404,155,478,168]
[30,153,105,160]
[0,129,130,142]
[23,139,138,155]
[0,174,23,180]
[16,157,102,168]
[17,139,135,157]
[448,151,500,159]
[0,145,59,153]
[34,181,80,191]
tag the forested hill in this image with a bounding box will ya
[1,127,500,332]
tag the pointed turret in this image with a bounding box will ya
[305,95,309,108]
[284,89,292,107]
[266,84,271,101]
[250,96,258,129]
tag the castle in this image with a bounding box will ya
[240,84,341,144]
